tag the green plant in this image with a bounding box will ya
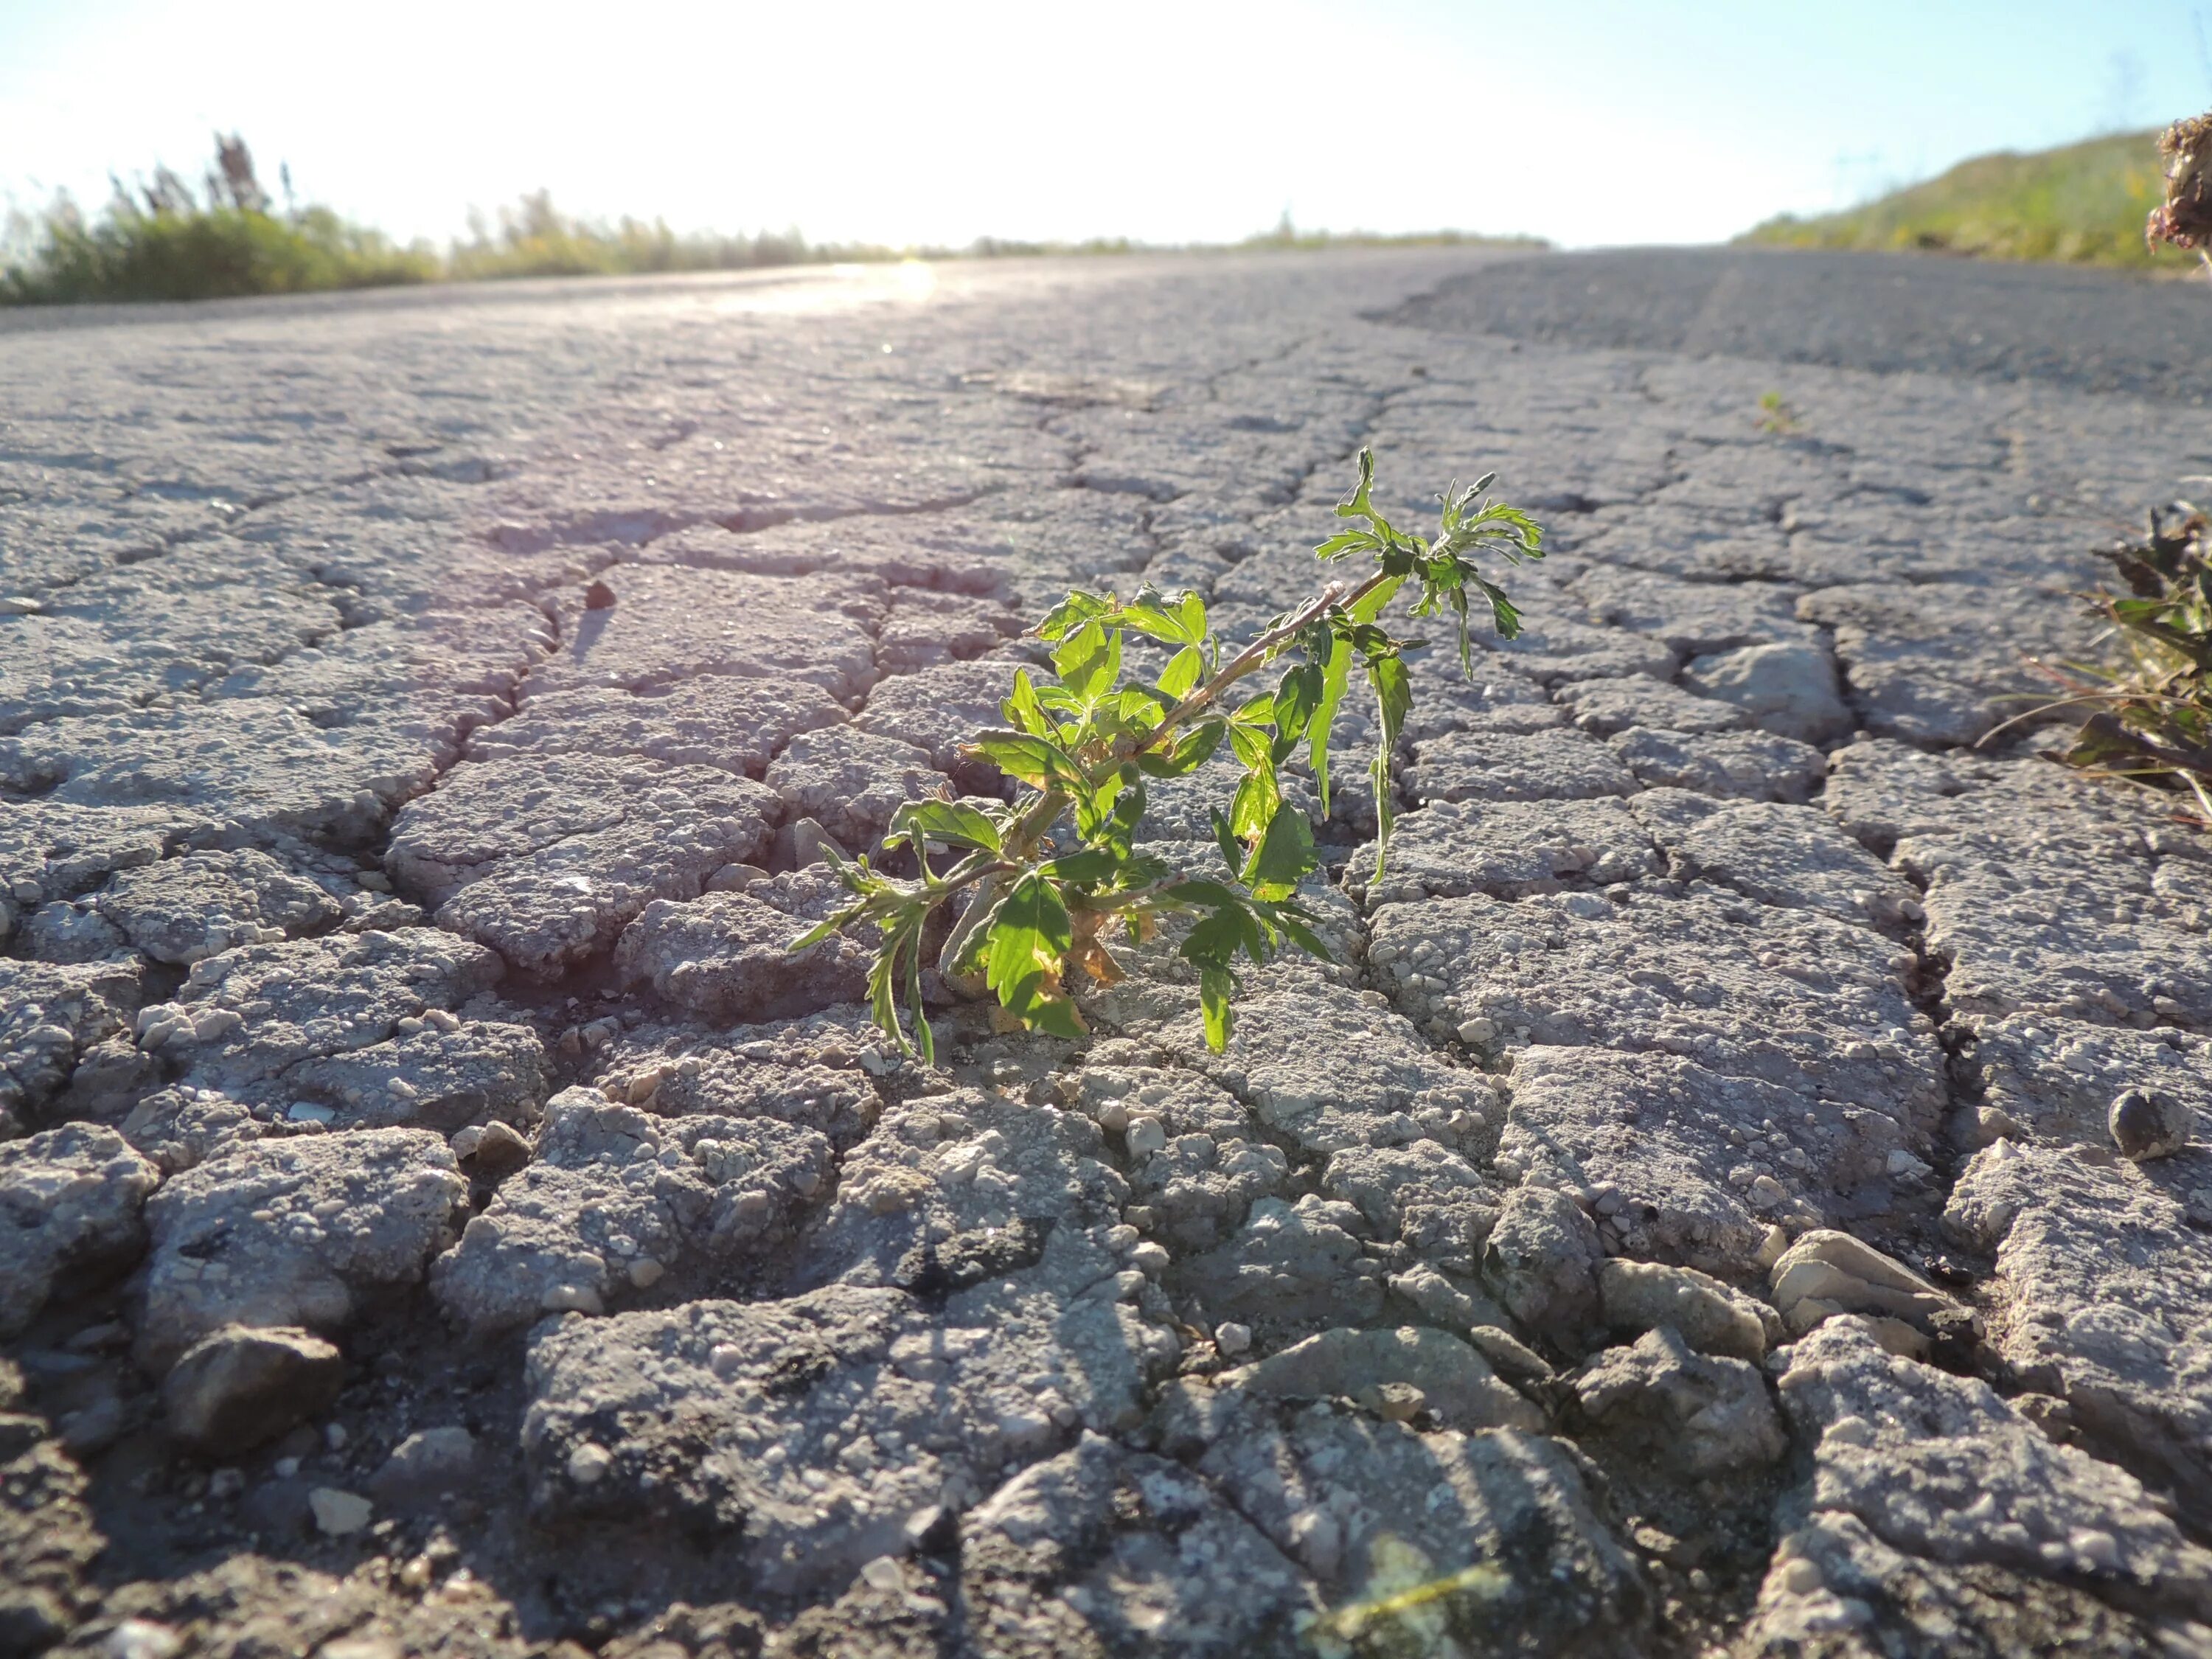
[796,449,1543,1057]
[2028,502,2212,818]
[1756,391,1801,434]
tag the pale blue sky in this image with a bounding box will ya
[1,0,2205,249]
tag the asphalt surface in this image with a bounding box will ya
[3,246,2211,1659]
[1394,245,2212,403]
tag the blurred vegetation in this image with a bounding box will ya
[1737,128,2194,271]
[1,135,1545,307]
[1,136,437,302]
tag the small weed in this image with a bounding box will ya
[2026,502,2212,819]
[795,449,1543,1057]
[1756,391,1801,435]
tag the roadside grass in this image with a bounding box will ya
[1737,128,2196,272]
[1,136,1545,307]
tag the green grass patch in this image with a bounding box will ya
[1737,128,2195,271]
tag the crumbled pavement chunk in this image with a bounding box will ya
[0,1124,161,1335]
[1372,886,1944,1127]
[959,1430,1318,1655]
[386,754,777,975]
[429,1085,832,1334]
[0,956,141,1123]
[1962,1015,2211,1150]
[1607,724,1829,802]
[1944,1139,2212,1523]
[1499,1046,1931,1274]
[158,926,506,1106]
[137,1127,467,1368]
[595,1017,884,1148]
[793,1088,1127,1291]
[160,1325,344,1457]
[1572,1324,1786,1475]
[1597,1258,1778,1359]
[1406,727,1639,804]
[1481,1185,1602,1342]
[1901,827,2212,1029]
[1352,795,1659,903]
[467,675,849,776]
[1228,1326,1544,1432]
[1319,1140,1500,1276]
[762,726,950,857]
[522,1270,1181,1597]
[531,563,884,702]
[615,876,874,1022]
[97,849,342,964]
[1178,1196,1384,1340]
[1751,1318,2212,1648]
[1627,787,1921,929]
[1155,1386,1654,1654]
[1679,639,1854,744]
[852,656,1023,774]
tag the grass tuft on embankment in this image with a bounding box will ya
[1737,128,2196,272]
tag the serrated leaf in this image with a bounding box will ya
[888,799,1002,854]
[1035,589,1110,642]
[1135,717,1224,779]
[1230,759,1279,843]
[984,872,1073,1006]
[1040,847,1120,885]
[972,730,1082,787]
[1228,720,1273,771]
[1053,619,1121,703]
[1242,801,1315,900]
[1112,601,1193,647]
[1158,643,1204,700]
[1275,661,1324,744]
[1178,590,1207,643]
[1004,669,1049,737]
[1309,573,1402,815]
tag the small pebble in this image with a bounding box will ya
[308,1486,373,1536]
[1215,1322,1253,1355]
[2109,1087,2193,1162]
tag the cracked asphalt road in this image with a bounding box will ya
[4,248,2212,1658]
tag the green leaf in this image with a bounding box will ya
[1035,589,1110,642]
[972,730,1082,787]
[1111,600,1194,647]
[1242,801,1316,900]
[1228,720,1274,771]
[1158,643,1204,700]
[1366,650,1411,877]
[1040,847,1120,885]
[1198,965,1236,1051]
[1229,692,1277,728]
[1136,717,1224,778]
[1004,669,1049,737]
[1309,574,1402,815]
[1053,619,1121,703]
[1274,661,1324,744]
[888,799,1002,854]
[1313,529,1368,560]
[1230,759,1280,843]
[984,873,1079,1037]
[1178,590,1207,644]
[1211,807,1242,874]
